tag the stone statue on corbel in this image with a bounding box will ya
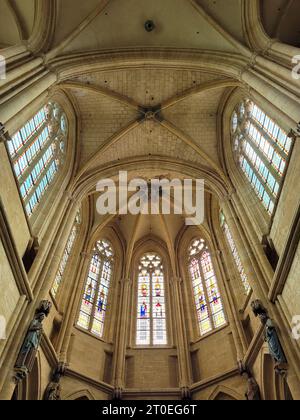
[251,300,288,376]
[44,362,66,400]
[14,300,52,382]
[238,361,261,401]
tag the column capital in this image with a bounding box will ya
[288,127,300,140]
[65,191,76,203]
[80,251,91,260]
[120,277,132,285]
[173,277,183,285]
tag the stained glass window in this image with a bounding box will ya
[77,240,114,338]
[220,212,251,295]
[231,99,292,215]
[189,239,226,336]
[51,210,81,298]
[8,102,68,217]
[136,253,167,346]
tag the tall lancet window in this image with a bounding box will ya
[220,212,251,295]
[189,239,226,336]
[231,99,292,215]
[77,240,114,338]
[136,253,167,346]
[51,210,81,298]
[8,102,68,217]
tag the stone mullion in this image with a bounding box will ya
[88,257,103,333]
[240,153,276,203]
[17,130,55,185]
[22,153,57,208]
[196,253,214,330]
[251,118,289,161]
[11,119,48,160]
[243,132,283,186]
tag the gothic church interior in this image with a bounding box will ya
[0,0,300,401]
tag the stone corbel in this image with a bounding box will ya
[65,191,76,203]
[0,123,12,143]
[44,362,66,400]
[112,386,123,401]
[238,361,261,400]
[181,386,192,401]
[288,123,300,140]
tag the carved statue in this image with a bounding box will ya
[44,363,66,401]
[251,300,287,375]
[45,382,62,401]
[238,361,261,401]
[14,301,52,382]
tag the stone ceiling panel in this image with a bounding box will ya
[163,88,226,164]
[87,120,209,171]
[71,69,225,109]
[60,0,237,54]
[71,88,140,167]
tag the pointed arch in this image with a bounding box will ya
[231,98,293,215]
[188,238,226,336]
[64,389,96,401]
[208,385,244,400]
[77,238,115,338]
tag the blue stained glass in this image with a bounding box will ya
[189,240,226,336]
[232,100,292,215]
[8,103,67,217]
[77,240,114,338]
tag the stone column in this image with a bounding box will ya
[56,250,91,362]
[112,278,132,396]
[172,277,192,397]
[0,72,57,126]
[241,69,300,130]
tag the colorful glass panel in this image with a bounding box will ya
[231,99,292,215]
[51,211,81,297]
[136,253,167,346]
[189,239,226,336]
[220,213,251,295]
[77,240,114,338]
[8,102,68,217]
